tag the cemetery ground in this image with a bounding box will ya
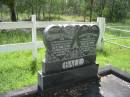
[0,23,130,93]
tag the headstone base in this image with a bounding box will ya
[38,64,99,96]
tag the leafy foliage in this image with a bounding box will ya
[103,0,128,22]
[0,0,129,22]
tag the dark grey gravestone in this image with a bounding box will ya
[38,24,100,96]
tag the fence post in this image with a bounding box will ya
[32,15,37,60]
[97,17,105,51]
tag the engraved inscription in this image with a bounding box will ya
[62,58,84,69]
[43,25,99,72]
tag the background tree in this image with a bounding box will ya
[0,0,129,22]
[1,0,16,21]
[80,0,88,22]
[99,0,106,17]
[103,0,128,22]
[89,0,94,22]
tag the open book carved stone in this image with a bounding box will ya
[38,25,100,96]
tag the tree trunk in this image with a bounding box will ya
[48,0,52,21]
[16,12,19,20]
[38,7,41,20]
[99,0,103,17]
[83,15,86,22]
[90,0,93,22]
[61,0,65,15]
[111,0,115,22]
[42,11,45,20]
[57,2,60,20]
[31,0,34,14]
[48,11,51,21]
[83,0,87,22]
[10,6,17,21]
[0,11,3,20]
[36,0,38,19]
[99,0,106,17]
[32,6,34,14]
[28,12,30,20]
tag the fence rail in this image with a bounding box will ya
[104,37,130,41]
[105,25,130,49]
[0,41,44,52]
[0,21,97,30]
[106,26,130,33]
[107,26,130,28]
[0,15,105,60]
[104,40,130,49]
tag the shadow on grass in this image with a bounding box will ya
[30,59,37,75]
[97,49,110,57]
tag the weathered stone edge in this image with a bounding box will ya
[0,85,37,97]
[99,65,130,82]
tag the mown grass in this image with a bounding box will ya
[0,30,31,45]
[97,27,130,73]
[97,41,130,73]
[0,22,130,93]
[0,49,45,93]
[0,29,43,45]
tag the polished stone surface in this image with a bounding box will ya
[42,25,99,74]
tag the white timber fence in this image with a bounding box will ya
[0,15,105,60]
[105,25,130,49]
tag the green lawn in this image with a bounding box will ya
[0,23,130,93]
[97,41,130,72]
[97,26,130,73]
[0,49,45,93]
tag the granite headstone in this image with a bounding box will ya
[38,24,100,96]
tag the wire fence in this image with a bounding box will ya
[104,25,130,49]
[106,26,130,33]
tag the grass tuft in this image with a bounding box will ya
[30,59,37,74]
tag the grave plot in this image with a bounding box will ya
[38,24,100,96]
